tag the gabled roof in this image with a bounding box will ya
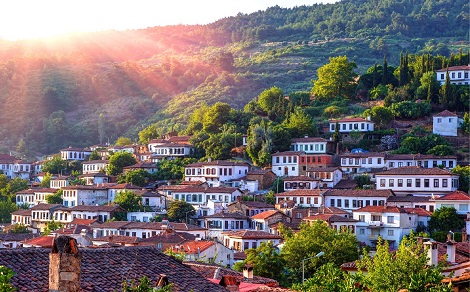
[275,189,322,197]
[304,214,359,223]
[30,204,64,211]
[171,240,215,254]
[82,160,109,164]
[11,209,32,216]
[354,205,408,213]
[22,235,54,248]
[330,117,372,123]
[204,212,249,220]
[223,230,282,240]
[291,137,330,143]
[376,166,455,176]
[434,110,458,117]
[0,233,38,242]
[0,247,227,291]
[227,201,275,209]
[272,151,304,156]
[141,230,195,244]
[403,208,432,217]
[107,183,141,190]
[435,65,470,72]
[93,235,142,245]
[69,218,98,226]
[251,210,286,220]
[324,189,394,198]
[434,190,470,201]
[186,160,250,167]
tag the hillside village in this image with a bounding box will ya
[0,61,469,290]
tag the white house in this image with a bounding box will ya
[50,177,69,189]
[283,176,318,191]
[61,185,109,207]
[123,162,158,174]
[12,160,31,180]
[203,212,250,240]
[139,190,166,209]
[387,195,436,213]
[171,240,235,267]
[303,214,359,234]
[306,167,343,188]
[15,189,36,208]
[291,137,333,154]
[147,137,193,160]
[11,209,32,225]
[375,166,459,196]
[353,206,418,249]
[32,188,57,205]
[433,110,459,137]
[385,154,457,170]
[30,204,66,232]
[221,230,282,251]
[169,186,243,208]
[60,147,91,161]
[432,190,470,216]
[184,160,250,187]
[251,209,291,234]
[329,117,375,133]
[79,173,111,186]
[68,205,123,223]
[435,65,470,85]
[82,160,109,174]
[274,189,323,208]
[323,189,394,212]
[341,152,386,174]
[106,183,142,203]
[271,151,303,177]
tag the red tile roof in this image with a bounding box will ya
[291,137,330,143]
[172,240,214,254]
[403,208,432,216]
[304,214,359,223]
[376,166,455,176]
[11,209,31,216]
[324,189,394,198]
[354,205,408,213]
[186,160,250,167]
[435,65,470,72]
[330,117,371,123]
[307,167,341,172]
[283,175,316,182]
[434,190,470,201]
[341,152,386,158]
[69,218,98,225]
[204,212,249,219]
[275,189,322,197]
[22,235,54,248]
[93,235,142,245]
[223,230,282,240]
[251,210,285,220]
[272,151,304,156]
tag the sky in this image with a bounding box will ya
[0,0,338,41]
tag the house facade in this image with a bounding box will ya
[375,167,459,196]
[203,212,250,240]
[82,160,109,174]
[306,167,343,188]
[435,65,470,85]
[222,230,282,251]
[275,189,323,208]
[60,147,91,161]
[61,185,109,207]
[271,151,302,177]
[184,160,250,187]
[386,154,457,170]
[323,189,393,212]
[432,110,459,137]
[432,190,470,216]
[341,152,386,174]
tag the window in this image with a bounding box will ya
[244,242,249,250]
[415,179,420,188]
[388,230,394,236]
[380,179,386,187]
[378,158,382,164]
[443,179,448,188]
[331,124,335,131]
[275,157,279,163]
[337,199,342,207]
[398,179,403,187]
[352,200,357,208]
[359,228,365,235]
[358,215,365,222]
[368,158,372,164]
[387,216,394,223]
[437,118,442,123]
[424,179,429,187]
[330,199,335,207]
[342,158,346,165]
[344,200,349,208]
[362,158,366,164]
[449,118,453,123]
[434,179,439,188]
[440,73,444,79]
[449,161,454,168]
[365,200,370,206]
[389,162,394,167]
[371,215,381,221]
[407,179,412,187]
[459,204,468,212]
[398,162,403,167]
[389,179,394,187]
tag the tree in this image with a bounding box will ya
[166,200,195,223]
[114,190,142,212]
[0,265,16,292]
[428,206,464,234]
[365,106,393,130]
[10,223,29,233]
[354,174,371,189]
[451,165,469,193]
[43,220,63,235]
[257,87,284,115]
[356,234,452,292]
[264,191,276,205]
[292,263,362,292]
[138,124,160,144]
[40,172,52,187]
[46,190,63,204]
[108,152,137,176]
[312,56,358,100]
[155,158,197,181]
[281,221,359,283]
[244,241,286,284]
[283,108,318,138]
[426,145,454,156]
[118,170,147,187]
[202,102,232,133]
[42,155,68,175]
[246,120,273,167]
[115,136,133,146]
[0,201,17,223]
[88,150,101,161]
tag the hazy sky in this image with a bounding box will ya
[0,0,338,40]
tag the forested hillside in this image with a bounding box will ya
[0,0,467,158]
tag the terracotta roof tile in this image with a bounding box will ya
[0,247,227,291]
[204,212,249,219]
[223,230,282,240]
[22,235,54,248]
[403,208,432,216]
[330,117,372,123]
[435,65,470,72]
[304,214,359,222]
[376,166,455,176]
[11,209,32,216]
[354,205,408,213]
[251,210,285,220]
[283,176,316,182]
[275,189,322,197]
[291,137,330,143]
[387,196,432,203]
[272,151,304,156]
[171,240,214,254]
[324,189,394,198]
[434,190,470,201]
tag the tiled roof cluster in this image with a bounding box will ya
[324,189,394,198]
[0,247,227,291]
[0,233,38,242]
[376,166,455,176]
[434,190,470,201]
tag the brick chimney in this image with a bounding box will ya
[49,235,81,292]
[219,275,239,292]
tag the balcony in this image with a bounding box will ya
[368,221,384,228]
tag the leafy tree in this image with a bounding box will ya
[451,165,469,193]
[0,265,16,292]
[281,221,359,283]
[167,200,195,223]
[42,155,68,175]
[0,175,7,190]
[289,91,311,107]
[138,124,160,144]
[115,136,133,146]
[292,263,362,292]
[312,56,358,100]
[283,108,318,138]
[428,206,464,234]
[46,190,63,204]
[354,174,371,189]
[118,170,148,187]
[155,158,197,181]
[356,234,452,292]
[202,102,232,133]
[272,177,284,193]
[364,106,393,130]
[201,131,241,161]
[461,112,470,134]
[257,87,284,116]
[1,178,28,198]
[0,201,17,223]
[244,241,286,284]
[369,84,388,100]
[416,72,440,101]
[114,190,142,212]
[108,152,137,176]
[10,223,29,233]
[88,150,101,161]
[271,124,292,153]
[264,191,276,205]
[40,172,52,188]
[426,145,454,156]
[323,105,343,118]
[246,120,273,167]
[43,220,63,235]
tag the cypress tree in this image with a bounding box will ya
[382,55,388,85]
